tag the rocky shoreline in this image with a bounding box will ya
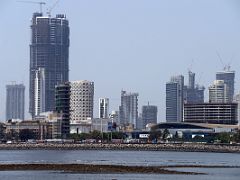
[0,143,240,153]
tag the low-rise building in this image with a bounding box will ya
[184,103,238,125]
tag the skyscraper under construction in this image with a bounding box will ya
[29,12,70,118]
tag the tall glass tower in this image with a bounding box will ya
[166,75,184,123]
[29,12,70,118]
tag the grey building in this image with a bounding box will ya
[55,82,71,138]
[166,75,184,123]
[184,71,205,104]
[184,103,238,125]
[99,98,109,119]
[29,12,70,118]
[119,90,139,128]
[216,70,235,102]
[141,104,158,129]
[6,84,25,120]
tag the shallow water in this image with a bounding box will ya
[0,150,239,179]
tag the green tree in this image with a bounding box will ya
[90,130,102,140]
[149,130,162,142]
[215,132,232,143]
[233,130,240,143]
[162,129,170,140]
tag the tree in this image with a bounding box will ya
[233,130,240,143]
[162,129,170,140]
[149,130,162,142]
[215,132,232,143]
[90,130,102,140]
[19,129,36,141]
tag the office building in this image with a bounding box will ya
[99,98,109,118]
[119,90,139,128]
[29,12,70,118]
[166,75,184,122]
[69,81,94,123]
[6,83,25,120]
[209,80,229,103]
[216,70,235,102]
[184,71,205,104]
[141,103,158,129]
[184,103,238,125]
[55,82,71,138]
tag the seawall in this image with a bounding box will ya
[0,143,240,153]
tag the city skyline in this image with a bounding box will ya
[1,0,240,121]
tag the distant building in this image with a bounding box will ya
[55,80,94,134]
[34,68,45,117]
[184,71,205,104]
[29,13,70,118]
[216,70,235,102]
[69,81,94,123]
[119,90,139,128]
[209,80,229,103]
[99,98,109,118]
[166,75,184,122]
[55,83,71,138]
[6,83,25,120]
[141,103,158,129]
[184,103,238,125]
[91,118,117,133]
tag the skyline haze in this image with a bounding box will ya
[1,0,240,122]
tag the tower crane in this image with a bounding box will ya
[46,0,60,17]
[17,1,46,14]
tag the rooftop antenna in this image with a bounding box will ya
[46,0,60,17]
[17,1,46,14]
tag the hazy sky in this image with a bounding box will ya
[1,0,240,122]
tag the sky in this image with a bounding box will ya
[0,0,240,122]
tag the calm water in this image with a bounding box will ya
[0,150,239,179]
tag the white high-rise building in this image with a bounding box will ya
[99,98,109,118]
[69,80,94,123]
[34,68,45,117]
[216,70,235,102]
[209,80,229,103]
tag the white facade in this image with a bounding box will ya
[209,80,229,103]
[69,80,94,124]
[34,68,45,117]
[99,98,109,118]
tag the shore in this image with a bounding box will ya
[0,163,213,175]
[0,143,240,153]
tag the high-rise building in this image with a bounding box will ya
[69,81,94,123]
[6,83,25,120]
[99,98,109,118]
[184,71,205,104]
[29,12,70,118]
[209,80,229,103]
[141,103,158,129]
[119,90,139,128]
[55,82,70,138]
[34,68,45,117]
[216,70,235,102]
[166,75,184,122]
